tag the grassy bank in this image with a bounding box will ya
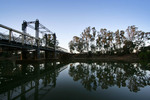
[68,54,141,62]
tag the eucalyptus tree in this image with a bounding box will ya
[145,32,150,46]
[72,36,85,53]
[69,40,75,53]
[132,30,144,53]
[42,34,59,47]
[126,25,137,41]
[123,40,135,54]
[96,32,102,53]
[73,36,80,52]
[90,27,97,53]
[100,28,108,54]
[68,36,79,53]
[119,30,126,53]
[69,25,149,54]
[120,30,126,46]
[80,30,90,52]
[125,25,144,53]
[76,38,85,53]
[107,31,114,54]
[84,27,91,52]
[115,30,121,50]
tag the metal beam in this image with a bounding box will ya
[0,24,39,40]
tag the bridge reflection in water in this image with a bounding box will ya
[0,60,68,100]
[0,61,150,100]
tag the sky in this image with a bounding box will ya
[0,0,150,51]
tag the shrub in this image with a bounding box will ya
[87,51,92,57]
[139,52,150,60]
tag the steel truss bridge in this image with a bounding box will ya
[0,19,69,59]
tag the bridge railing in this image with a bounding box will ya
[0,32,9,40]
[0,24,39,46]
[0,24,69,53]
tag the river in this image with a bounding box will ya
[0,60,150,100]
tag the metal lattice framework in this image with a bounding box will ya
[0,20,68,53]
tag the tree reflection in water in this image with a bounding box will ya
[69,62,150,92]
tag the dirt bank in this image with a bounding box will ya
[70,54,140,62]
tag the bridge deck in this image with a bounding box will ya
[0,24,69,53]
[0,39,67,53]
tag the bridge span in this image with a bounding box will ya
[0,20,69,60]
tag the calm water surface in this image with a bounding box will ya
[0,60,150,100]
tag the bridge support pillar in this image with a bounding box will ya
[54,51,57,59]
[52,51,57,59]
[45,51,49,59]
[20,50,28,60]
[44,51,57,59]
[33,50,40,60]
[35,19,40,60]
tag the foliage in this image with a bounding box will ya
[123,40,135,54]
[42,34,59,47]
[69,26,150,55]
[138,52,150,59]
[138,46,150,60]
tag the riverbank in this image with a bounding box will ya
[0,53,148,62]
[69,54,140,62]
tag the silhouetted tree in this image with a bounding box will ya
[69,25,149,54]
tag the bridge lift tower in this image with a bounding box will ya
[22,19,56,59]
